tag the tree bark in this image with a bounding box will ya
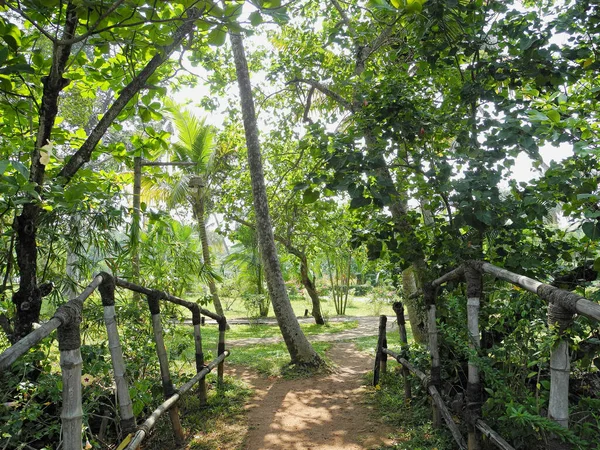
[12,3,78,342]
[298,253,325,324]
[10,7,201,342]
[192,195,225,318]
[230,32,322,366]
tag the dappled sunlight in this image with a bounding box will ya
[232,342,394,450]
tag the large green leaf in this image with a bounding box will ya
[207,28,227,47]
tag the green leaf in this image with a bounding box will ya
[11,160,29,179]
[262,0,281,8]
[2,24,21,51]
[303,189,320,204]
[0,160,9,175]
[249,11,263,26]
[0,46,8,66]
[207,28,227,47]
[293,182,309,191]
[546,109,560,123]
[527,110,549,122]
[350,196,371,209]
[582,222,600,241]
[0,63,34,75]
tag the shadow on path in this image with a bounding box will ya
[229,343,394,450]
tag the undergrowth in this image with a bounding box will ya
[145,373,252,450]
[368,369,454,450]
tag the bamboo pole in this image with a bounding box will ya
[57,299,84,450]
[547,301,574,449]
[123,351,229,450]
[0,275,103,370]
[392,302,411,400]
[217,318,227,386]
[114,277,224,322]
[98,273,136,436]
[373,315,387,386]
[383,349,467,450]
[407,265,465,300]
[465,262,483,450]
[481,262,600,321]
[475,419,516,450]
[191,305,207,406]
[424,283,441,428]
[146,291,184,445]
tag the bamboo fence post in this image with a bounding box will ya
[98,273,136,436]
[392,301,411,400]
[0,275,103,371]
[465,262,483,450]
[424,283,441,428]
[56,298,84,450]
[544,296,575,450]
[191,305,207,406]
[146,291,184,445]
[217,317,227,387]
[373,315,387,386]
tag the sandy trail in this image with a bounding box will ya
[230,342,394,450]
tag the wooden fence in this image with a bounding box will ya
[0,272,229,450]
[373,260,600,450]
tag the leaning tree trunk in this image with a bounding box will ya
[230,32,322,366]
[192,196,225,317]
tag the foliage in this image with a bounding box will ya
[435,284,598,449]
[368,371,454,450]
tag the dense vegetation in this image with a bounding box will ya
[1,0,599,449]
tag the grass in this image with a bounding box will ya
[188,293,398,320]
[352,322,414,356]
[228,341,332,377]
[145,373,253,450]
[368,371,455,450]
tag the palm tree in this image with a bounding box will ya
[163,102,226,318]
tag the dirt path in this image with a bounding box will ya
[230,342,394,450]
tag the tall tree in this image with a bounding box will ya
[165,103,226,318]
[0,2,217,342]
[229,30,322,366]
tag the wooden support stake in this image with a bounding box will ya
[373,315,387,386]
[0,275,103,371]
[147,292,184,445]
[383,349,467,450]
[123,351,229,450]
[98,273,136,436]
[191,305,207,406]
[465,262,483,450]
[547,301,574,450]
[393,302,411,400]
[217,317,227,387]
[424,283,441,428]
[57,299,84,450]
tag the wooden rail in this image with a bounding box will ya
[0,272,228,450]
[375,260,600,450]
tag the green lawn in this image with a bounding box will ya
[187,294,398,320]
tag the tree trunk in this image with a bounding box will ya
[12,4,78,342]
[299,254,325,324]
[193,196,225,318]
[230,32,322,366]
[11,7,202,342]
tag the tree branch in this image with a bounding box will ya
[287,78,355,111]
[57,8,201,183]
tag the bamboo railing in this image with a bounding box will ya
[375,260,600,450]
[0,272,229,450]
